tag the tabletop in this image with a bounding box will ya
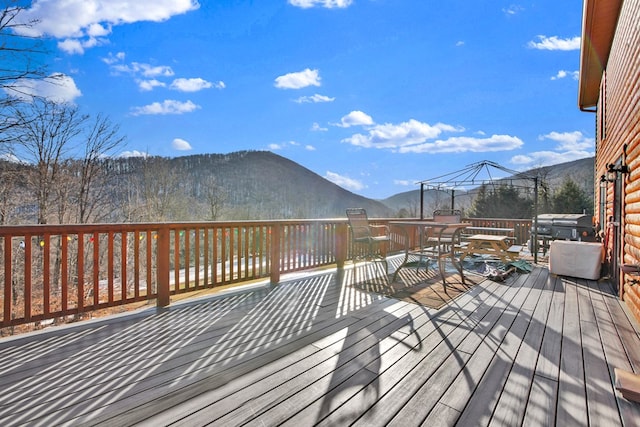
[467,234,510,242]
[389,221,470,228]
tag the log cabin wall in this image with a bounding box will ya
[594,0,640,321]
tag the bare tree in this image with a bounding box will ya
[9,99,87,224]
[133,157,190,222]
[201,175,226,220]
[0,2,58,137]
[76,114,126,223]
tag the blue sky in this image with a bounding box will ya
[11,0,592,199]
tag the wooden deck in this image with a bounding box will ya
[1,260,640,426]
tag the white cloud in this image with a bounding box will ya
[131,99,200,115]
[289,0,353,8]
[324,171,365,191]
[274,68,321,89]
[4,73,82,103]
[294,94,335,103]
[342,119,462,150]
[58,35,106,54]
[138,79,166,91]
[105,54,225,93]
[172,138,192,150]
[16,0,200,54]
[111,62,174,78]
[511,150,592,167]
[503,5,524,15]
[170,78,219,92]
[305,145,316,151]
[102,51,126,65]
[528,35,581,51]
[398,134,524,154]
[510,130,594,168]
[311,122,328,132]
[119,150,149,158]
[551,70,579,81]
[394,179,413,186]
[268,141,305,150]
[456,41,465,47]
[539,131,594,151]
[337,111,374,128]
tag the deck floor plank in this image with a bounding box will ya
[381,277,526,426]
[556,275,589,426]
[191,302,423,426]
[587,278,640,425]
[140,298,410,426]
[578,280,622,427]
[421,267,539,425]
[0,263,639,427]
[453,267,549,426]
[343,279,512,427]
[263,281,509,426]
[487,268,557,426]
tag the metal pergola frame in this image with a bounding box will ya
[417,160,541,263]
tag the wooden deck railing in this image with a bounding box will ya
[461,217,532,244]
[0,217,531,329]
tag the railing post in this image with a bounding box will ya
[157,226,170,307]
[270,224,281,285]
[336,222,348,271]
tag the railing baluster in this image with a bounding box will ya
[77,233,84,312]
[203,228,209,287]
[146,230,152,297]
[194,227,200,289]
[24,235,32,322]
[62,233,68,313]
[92,232,99,307]
[157,226,170,307]
[108,231,114,304]
[121,232,127,301]
[184,228,190,290]
[3,235,11,325]
[43,233,50,317]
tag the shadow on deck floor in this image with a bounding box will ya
[1,261,639,426]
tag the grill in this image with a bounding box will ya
[531,214,596,251]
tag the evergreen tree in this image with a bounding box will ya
[552,178,593,214]
[468,183,533,219]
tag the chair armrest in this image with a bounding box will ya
[369,224,390,237]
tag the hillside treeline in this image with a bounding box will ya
[0,150,393,225]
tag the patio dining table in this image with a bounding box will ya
[389,220,470,285]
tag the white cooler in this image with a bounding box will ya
[549,240,604,280]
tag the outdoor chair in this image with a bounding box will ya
[415,209,465,276]
[433,209,462,223]
[346,208,390,276]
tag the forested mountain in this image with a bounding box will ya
[0,150,594,224]
[0,150,392,224]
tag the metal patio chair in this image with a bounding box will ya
[346,208,390,277]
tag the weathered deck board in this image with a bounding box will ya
[0,263,639,427]
[557,274,589,426]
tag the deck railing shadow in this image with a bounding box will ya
[0,264,425,425]
[2,254,640,425]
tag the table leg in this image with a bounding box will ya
[391,226,411,283]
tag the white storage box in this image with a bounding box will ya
[549,240,604,280]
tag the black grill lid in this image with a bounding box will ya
[535,213,592,228]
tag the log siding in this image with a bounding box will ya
[591,0,640,321]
